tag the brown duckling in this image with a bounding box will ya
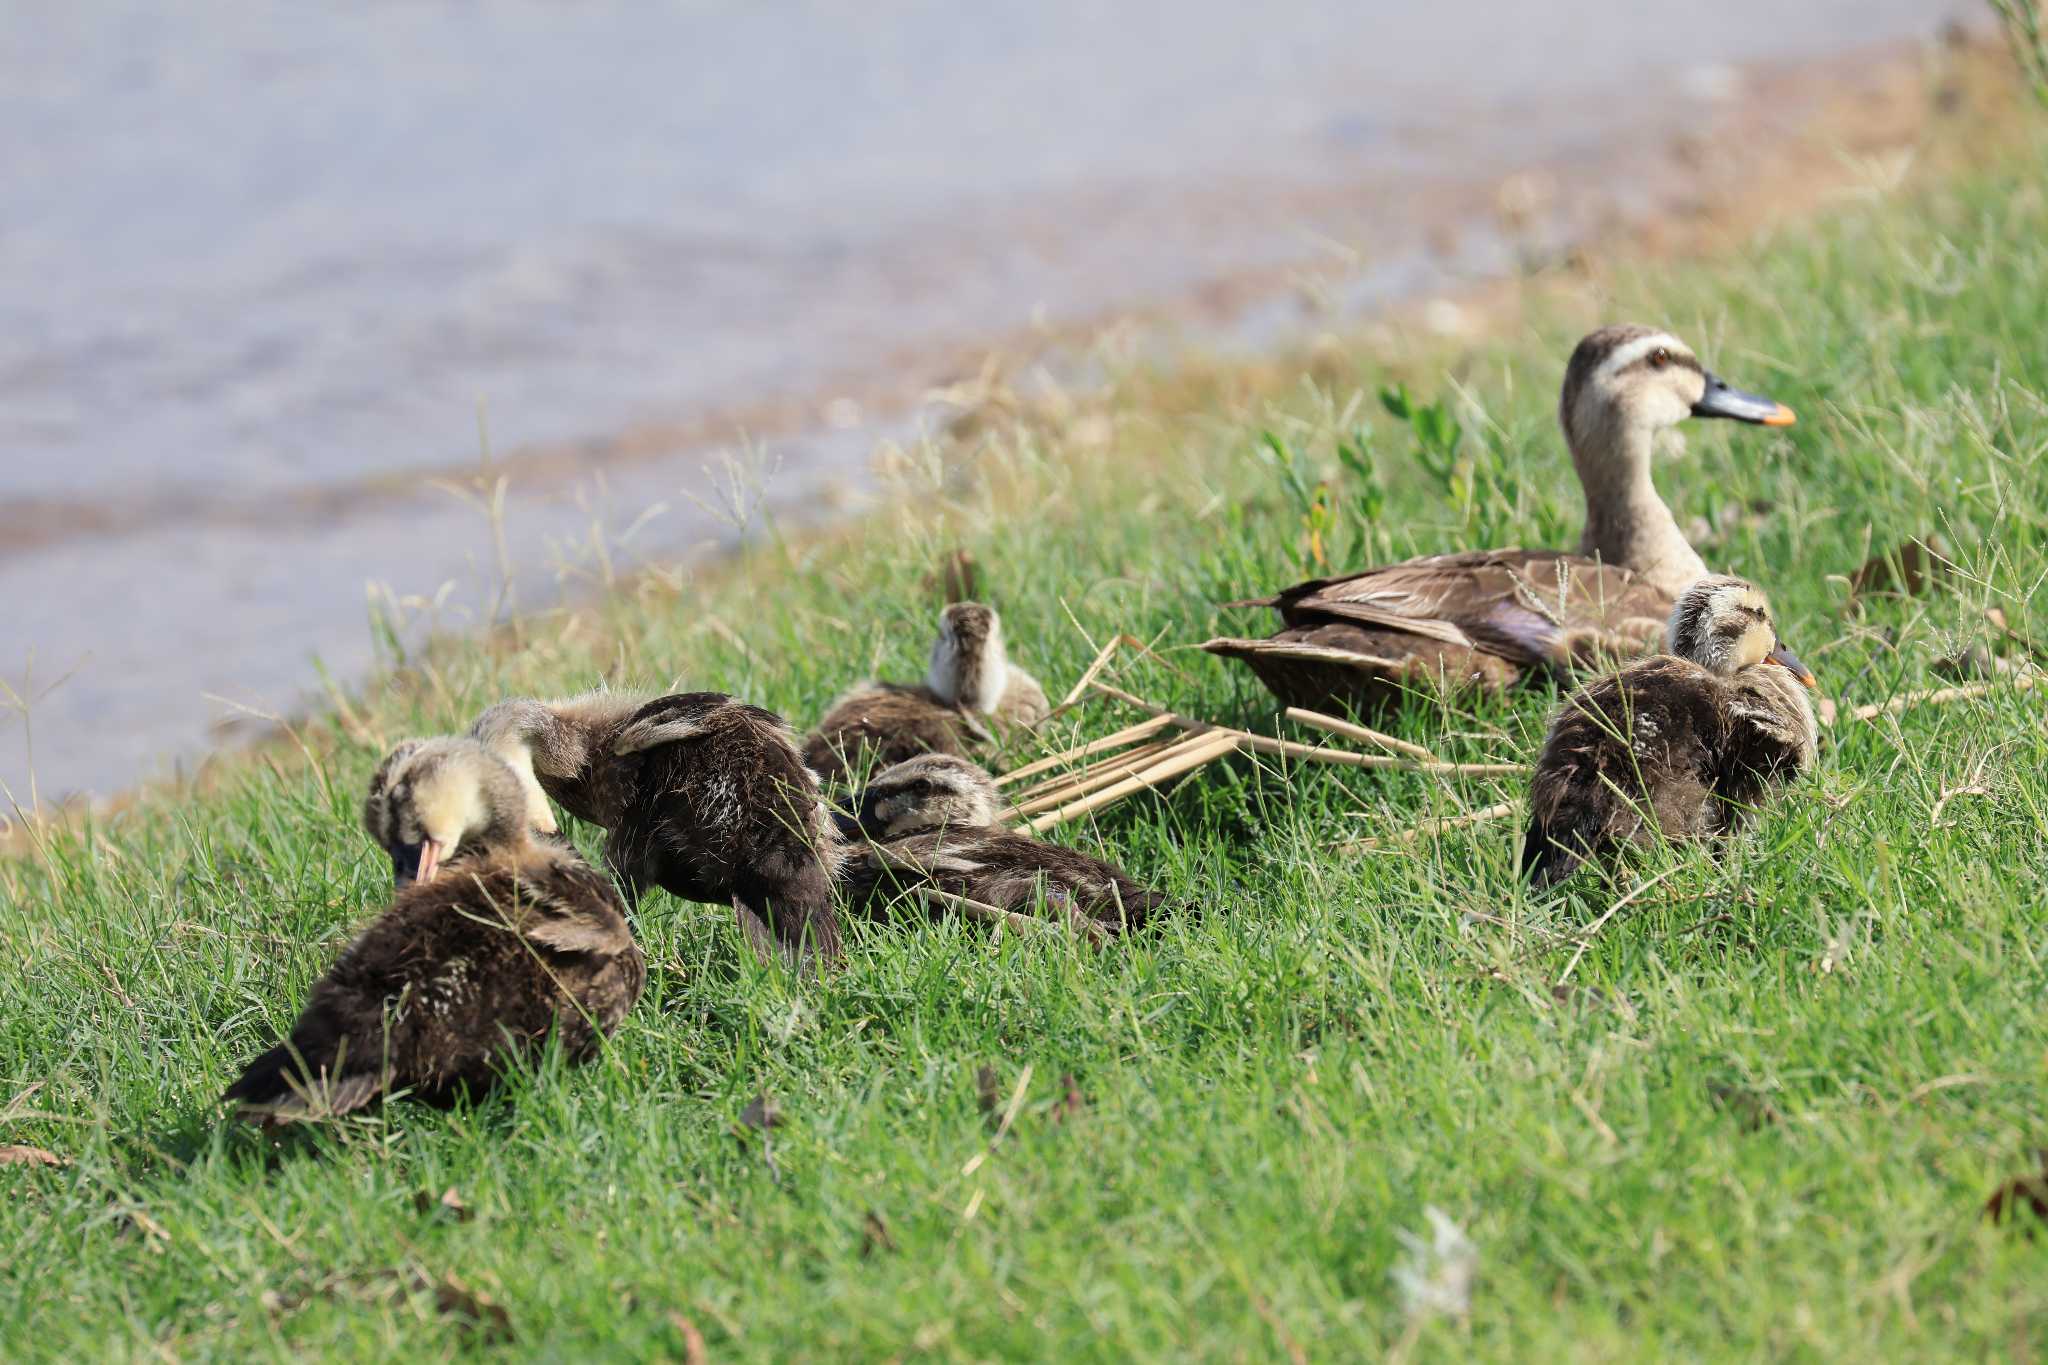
[803,601,1050,785]
[224,737,644,1123]
[1521,574,1818,889]
[471,690,843,963]
[841,753,1171,933]
[1204,325,1797,713]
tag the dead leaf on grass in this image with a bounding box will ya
[1707,1082,1782,1134]
[975,1065,1003,1125]
[1047,1074,1087,1125]
[426,1272,514,1342]
[666,1312,709,1365]
[861,1210,897,1259]
[1985,1151,2048,1234]
[0,1144,66,1169]
[1849,535,1954,600]
[412,1186,472,1221]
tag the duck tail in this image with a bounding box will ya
[1521,816,1597,890]
[222,1041,301,1108]
[223,1027,384,1124]
[736,881,844,968]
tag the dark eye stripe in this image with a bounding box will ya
[1626,353,1705,378]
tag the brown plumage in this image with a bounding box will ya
[803,601,1049,785]
[1204,325,1797,713]
[1522,575,1818,889]
[471,690,844,964]
[840,754,1172,932]
[224,738,644,1123]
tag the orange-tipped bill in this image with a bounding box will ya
[1694,371,1796,427]
[1766,644,1817,688]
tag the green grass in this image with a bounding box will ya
[5,128,2048,1361]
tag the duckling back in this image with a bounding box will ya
[1521,654,1814,889]
[225,846,643,1122]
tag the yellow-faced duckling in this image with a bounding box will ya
[1204,325,1797,712]
[803,601,1049,785]
[1521,575,1818,889]
[841,753,1171,932]
[471,690,844,964]
[223,737,644,1123]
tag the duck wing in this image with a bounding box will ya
[1208,551,1669,713]
[225,865,636,1123]
[1270,550,1667,669]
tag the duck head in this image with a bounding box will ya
[1561,325,1796,461]
[926,602,1011,714]
[853,753,1003,840]
[363,737,529,887]
[1665,574,1815,685]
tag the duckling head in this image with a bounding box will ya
[363,737,529,887]
[856,753,1003,839]
[1665,575,1815,685]
[927,602,1010,714]
[1560,325,1796,475]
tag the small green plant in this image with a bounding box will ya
[1380,383,1520,546]
[1989,0,2048,106]
[1256,423,1387,570]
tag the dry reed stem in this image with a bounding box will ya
[1087,682,1524,778]
[994,713,1174,787]
[1850,673,2040,722]
[1004,736,1190,816]
[1284,707,1440,762]
[1055,635,1130,712]
[1341,801,1519,854]
[1005,735,1181,804]
[1019,729,1243,833]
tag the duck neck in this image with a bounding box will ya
[1572,422,1707,597]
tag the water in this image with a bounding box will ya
[0,0,1970,800]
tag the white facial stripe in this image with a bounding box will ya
[1595,333,1687,381]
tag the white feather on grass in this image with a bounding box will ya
[1392,1206,1477,1322]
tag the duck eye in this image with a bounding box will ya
[1649,347,1670,370]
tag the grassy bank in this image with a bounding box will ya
[5,98,2048,1361]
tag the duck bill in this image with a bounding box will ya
[1766,645,1817,689]
[414,838,448,885]
[1694,372,1796,426]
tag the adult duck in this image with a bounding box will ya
[1203,325,1795,712]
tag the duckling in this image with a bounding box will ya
[1521,575,1818,889]
[470,690,844,963]
[223,738,644,1123]
[1204,325,1797,712]
[841,753,1170,932]
[803,602,1050,786]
